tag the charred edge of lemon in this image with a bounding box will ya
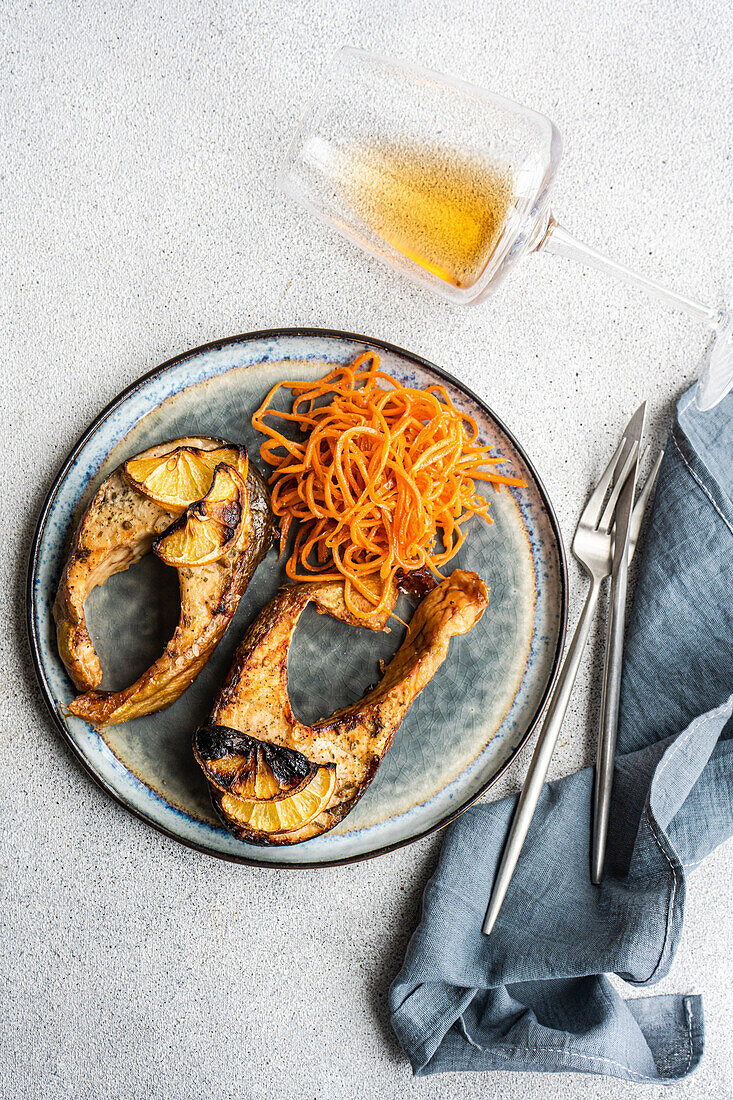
[193,725,318,803]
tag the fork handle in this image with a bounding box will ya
[482,577,602,934]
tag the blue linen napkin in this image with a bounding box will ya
[389,383,733,1083]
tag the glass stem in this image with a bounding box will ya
[540,217,719,326]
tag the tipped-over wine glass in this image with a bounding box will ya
[279,48,732,410]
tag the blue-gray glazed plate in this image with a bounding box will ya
[28,329,567,867]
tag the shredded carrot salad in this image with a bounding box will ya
[251,352,526,618]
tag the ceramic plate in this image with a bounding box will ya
[28,329,567,867]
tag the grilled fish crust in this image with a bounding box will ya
[54,436,273,727]
[208,569,488,844]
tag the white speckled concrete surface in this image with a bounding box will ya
[1,1,731,1097]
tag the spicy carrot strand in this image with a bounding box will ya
[251,351,526,617]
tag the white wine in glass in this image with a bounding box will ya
[279,48,732,409]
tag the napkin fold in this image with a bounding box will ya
[389,384,733,1083]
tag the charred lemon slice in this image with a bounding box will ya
[124,445,248,511]
[193,724,318,802]
[216,765,337,835]
[153,464,247,567]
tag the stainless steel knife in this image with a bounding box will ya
[591,401,647,884]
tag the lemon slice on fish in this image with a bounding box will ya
[217,765,336,834]
[124,445,248,511]
[193,725,318,802]
[153,464,247,567]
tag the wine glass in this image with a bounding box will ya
[279,48,732,409]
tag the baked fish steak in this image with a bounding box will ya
[54,436,273,727]
[194,569,489,845]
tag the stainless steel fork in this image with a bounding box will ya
[482,410,661,935]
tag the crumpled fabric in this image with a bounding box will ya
[389,384,733,1082]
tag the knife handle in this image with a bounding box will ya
[591,551,629,884]
[483,576,603,934]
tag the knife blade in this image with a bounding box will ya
[591,401,646,884]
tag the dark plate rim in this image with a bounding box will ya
[27,326,568,869]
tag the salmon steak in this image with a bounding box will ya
[54,436,273,727]
[193,569,489,845]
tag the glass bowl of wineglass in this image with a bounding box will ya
[279,48,731,408]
